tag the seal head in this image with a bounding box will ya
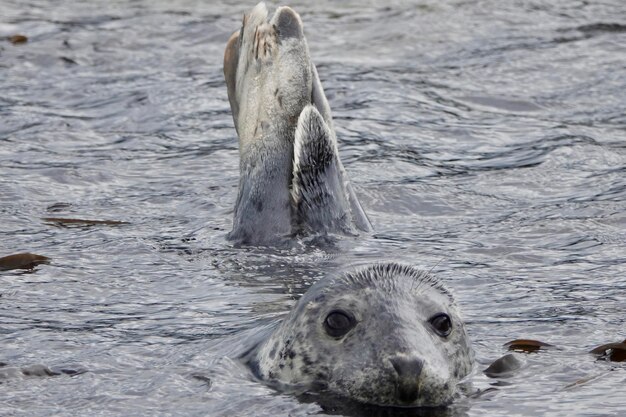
[246,263,473,407]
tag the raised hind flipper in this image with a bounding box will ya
[300,64,373,233]
[311,63,372,232]
[224,3,370,244]
[291,105,371,234]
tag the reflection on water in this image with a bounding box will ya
[1,0,625,416]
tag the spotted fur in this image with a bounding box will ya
[245,262,474,407]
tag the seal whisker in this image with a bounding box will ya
[411,256,448,291]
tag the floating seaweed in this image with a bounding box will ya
[42,217,129,227]
[8,34,28,44]
[0,253,50,271]
[589,340,626,362]
[504,339,554,353]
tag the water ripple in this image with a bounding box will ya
[1,0,625,416]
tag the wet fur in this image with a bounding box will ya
[246,263,474,407]
[224,3,371,245]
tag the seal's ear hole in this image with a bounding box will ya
[324,310,356,338]
[429,313,452,337]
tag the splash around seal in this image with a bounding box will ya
[243,263,474,407]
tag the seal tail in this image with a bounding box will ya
[291,105,357,235]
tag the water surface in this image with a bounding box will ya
[1,0,625,416]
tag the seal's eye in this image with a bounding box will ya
[429,313,452,337]
[324,310,355,338]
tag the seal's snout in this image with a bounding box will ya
[389,355,424,404]
[390,355,424,378]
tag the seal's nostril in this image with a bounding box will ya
[389,356,424,377]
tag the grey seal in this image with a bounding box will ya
[244,263,474,407]
[223,3,371,245]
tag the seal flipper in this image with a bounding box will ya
[309,63,372,232]
[310,63,334,131]
[292,105,356,235]
[226,3,370,243]
[346,182,372,232]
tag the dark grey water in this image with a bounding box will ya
[1,0,625,415]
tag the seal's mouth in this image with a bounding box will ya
[396,383,421,405]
